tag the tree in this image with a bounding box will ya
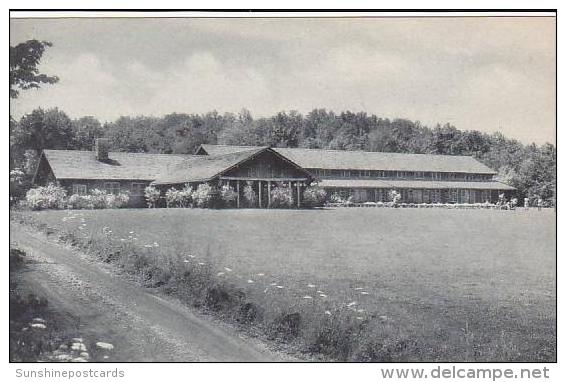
[13,108,75,157]
[71,116,104,150]
[10,40,58,99]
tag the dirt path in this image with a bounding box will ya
[10,223,293,362]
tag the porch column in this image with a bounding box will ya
[267,181,271,208]
[297,181,301,208]
[258,180,262,208]
[236,180,240,208]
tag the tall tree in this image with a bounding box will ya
[10,40,59,99]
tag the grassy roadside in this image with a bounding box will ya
[12,210,556,362]
[9,246,115,362]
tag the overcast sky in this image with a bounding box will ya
[10,16,556,144]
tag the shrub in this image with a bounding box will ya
[270,184,294,208]
[144,185,161,208]
[106,192,130,208]
[220,184,238,207]
[25,183,67,210]
[90,189,108,209]
[165,188,180,208]
[193,183,215,208]
[388,190,401,206]
[302,186,327,207]
[243,183,257,207]
[166,184,193,208]
[328,193,352,206]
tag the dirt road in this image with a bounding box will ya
[10,223,292,362]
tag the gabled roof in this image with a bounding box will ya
[42,150,194,181]
[318,179,515,190]
[152,147,268,185]
[197,144,497,174]
[197,144,259,156]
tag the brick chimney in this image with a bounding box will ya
[94,138,110,161]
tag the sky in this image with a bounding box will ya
[10,16,556,145]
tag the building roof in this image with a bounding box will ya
[152,147,268,185]
[318,179,515,190]
[197,144,497,174]
[42,150,194,181]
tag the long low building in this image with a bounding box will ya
[33,139,515,207]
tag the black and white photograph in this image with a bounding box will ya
[8,8,557,372]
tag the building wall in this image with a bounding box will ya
[324,187,507,204]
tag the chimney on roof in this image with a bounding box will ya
[95,138,110,161]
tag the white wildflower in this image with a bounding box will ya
[247,279,254,284]
[303,295,313,299]
[307,284,315,288]
[71,342,87,351]
[95,342,114,350]
[198,262,205,266]
[276,285,284,289]
[224,267,232,272]
[325,311,332,315]
[257,273,265,276]
[31,323,46,329]
[217,272,225,276]
[360,292,369,295]
[318,294,327,298]
[347,301,357,307]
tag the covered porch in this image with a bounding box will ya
[219,177,309,208]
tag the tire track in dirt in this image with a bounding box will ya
[10,223,292,362]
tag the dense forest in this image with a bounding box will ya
[9,107,557,204]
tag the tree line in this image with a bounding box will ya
[9,107,556,204]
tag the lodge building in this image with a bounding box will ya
[33,139,515,208]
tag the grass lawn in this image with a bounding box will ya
[21,207,556,361]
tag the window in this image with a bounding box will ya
[360,170,370,177]
[449,189,458,203]
[72,184,87,195]
[104,182,120,195]
[415,171,424,179]
[432,189,441,203]
[131,183,146,196]
[397,171,405,179]
[342,170,351,178]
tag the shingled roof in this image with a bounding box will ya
[197,144,497,174]
[152,147,268,185]
[41,150,194,181]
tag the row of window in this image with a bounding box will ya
[72,182,146,196]
[335,187,493,204]
[310,169,492,181]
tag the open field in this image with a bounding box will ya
[17,207,556,361]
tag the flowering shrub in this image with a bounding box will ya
[388,190,401,206]
[25,183,68,210]
[193,183,215,208]
[328,193,352,206]
[220,184,238,207]
[106,192,130,209]
[165,185,193,208]
[302,186,327,207]
[243,183,257,207]
[144,185,161,208]
[270,184,294,208]
[66,190,130,209]
[67,194,90,209]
